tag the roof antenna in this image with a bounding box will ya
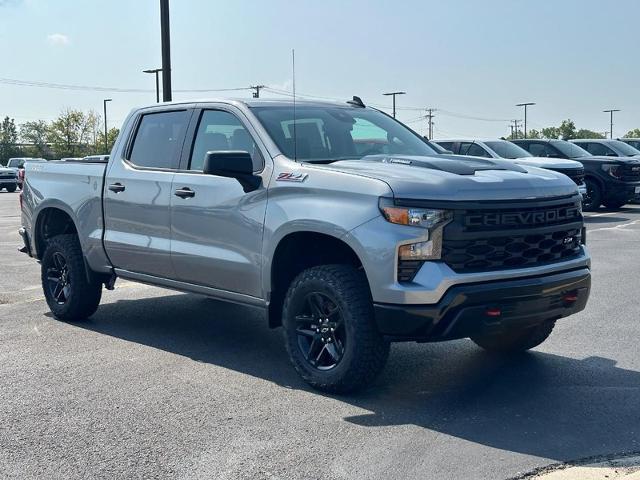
[347,96,365,108]
[292,48,297,161]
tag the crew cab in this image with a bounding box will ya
[512,139,640,210]
[433,139,587,197]
[19,98,591,393]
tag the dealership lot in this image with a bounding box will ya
[0,191,638,479]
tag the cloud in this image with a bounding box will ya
[47,33,70,46]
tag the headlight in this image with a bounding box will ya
[379,199,452,229]
[601,164,623,179]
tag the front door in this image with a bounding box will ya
[169,108,269,298]
[103,108,191,278]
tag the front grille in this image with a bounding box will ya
[0,175,16,180]
[620,164,640,182]
[555,167,585,185]
[442,197,583,274]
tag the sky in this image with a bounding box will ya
[1,0,639,139]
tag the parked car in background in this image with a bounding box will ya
[512,139,640,210]
[571,139,640,158]
[618,138,640,150]
[0,165,18,192]
[424,138,453,154]
[6,157,45,190]
[433,139,587,197]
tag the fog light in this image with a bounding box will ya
[399,241,434,260]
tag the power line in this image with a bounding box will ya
[0,77,252,94]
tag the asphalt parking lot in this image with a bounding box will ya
[0,190,639,480]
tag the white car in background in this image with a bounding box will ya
[433,139,587,197]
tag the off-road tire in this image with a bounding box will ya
[471,320,556,353]
[41,234,102,322]
[282,264,390,393]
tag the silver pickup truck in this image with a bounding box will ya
[19,98,591,392]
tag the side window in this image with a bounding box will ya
[190,110,262,171]
[583,142,612,156]
[460,142,490,157]
[528,143,546,156]
[129,111,189,169]
[436,141,454,151]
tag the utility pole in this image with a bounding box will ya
[160,0,172,102]
[143,68,162,103]
[103,99,112,153]
[509,123,514,139]
[425,108,436,139]
[383,91,406,118]
[603,109,620,139]
[512,119,522,139]
[251,85,265,98]
[516,102,535,138]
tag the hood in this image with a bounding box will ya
[510,157,583,170]
[0,166,16,174]
[577,155,640,165]
[325,154,578,201]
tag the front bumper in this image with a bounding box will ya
[604,181,640,202]
[0,179,17,187]
[374,267,590,342]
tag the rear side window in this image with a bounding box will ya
[129,111,189,169]
[582,142,614,156]
[460,142,490,157]
[436,142,454,151]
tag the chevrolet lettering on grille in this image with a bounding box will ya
[465,207,581,227]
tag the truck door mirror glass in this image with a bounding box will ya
[203,151,261,193]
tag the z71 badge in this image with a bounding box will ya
[277,172,308,182]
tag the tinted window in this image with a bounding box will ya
[436,141,454,151]
[190,110,262,171]
[7,159,25,168]
[459,142,490,157]
[552,141,591,158]
[527,143,558,157]
[484,141,532,159]
[607,140,640,156]
[581,142,615,156]
[251,106,437,162]
[129,111,189,169]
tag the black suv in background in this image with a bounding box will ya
[618,138,640,150]
[571,139,640,158]
[512,139,640,210]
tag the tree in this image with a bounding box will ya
[575,129,605,139]
[624,128,640,138]
[0,116,18,165]
[20,120,51,158]
[95,127,120,154]
[48,109,101,158]
[525,129,541,139]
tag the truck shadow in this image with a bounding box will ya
[76,293,640,463]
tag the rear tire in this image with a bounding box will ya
[582,179,602,211]
[471,320,555,353]
[41,234,102,322]
[282,264,390,393]
[6,185,16,193]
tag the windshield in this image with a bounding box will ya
[251,106,438,162]
[7,158,24,168]
[553,141,591,158]
[609,140,640,156]
[484,141,532,159]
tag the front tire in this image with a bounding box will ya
[471,320,555,353]
[41,234,102,322]
[582,179,602,211]
[7,185,16,193]
[282,265,390,393]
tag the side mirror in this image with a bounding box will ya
[203,151,261,193]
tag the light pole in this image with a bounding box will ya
[143,68,162,103]
[603,109,620,139]
[103,98,112,153]
[160,0,172,102]
[516,102,535,139]
[383,91,406,118]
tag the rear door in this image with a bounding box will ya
[103,107,192,278]
[169,106,270,298]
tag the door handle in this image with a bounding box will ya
[108,183,126,193]
[174,187,195,199]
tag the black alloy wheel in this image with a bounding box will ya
[46,252,72,305]
[294,291,346,370]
